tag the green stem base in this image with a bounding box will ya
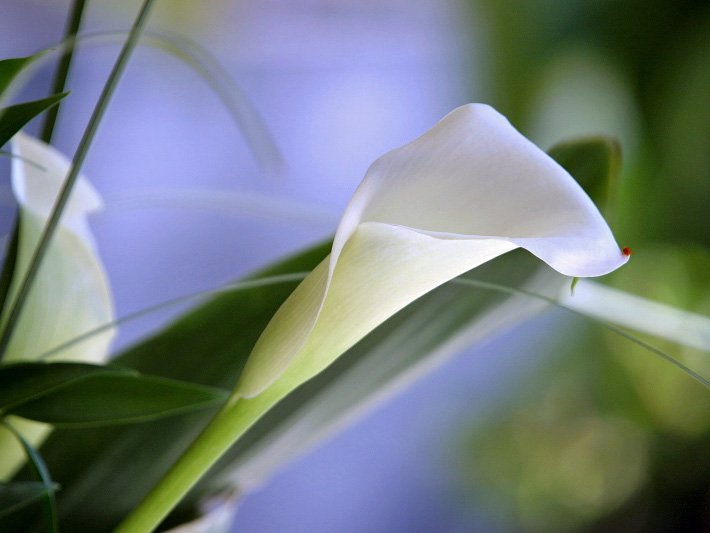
[115,385,287,533]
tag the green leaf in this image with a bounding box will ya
[547,135,622,217]
[0,92,68,149]
[0,362,135,412]
[6,374,229,427]
[0,222,19,317]
[0,481,58,519]
[0,56,37,99]
[1,420,58,532]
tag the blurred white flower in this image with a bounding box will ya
[0,132,115,479]
[236,103,628,398]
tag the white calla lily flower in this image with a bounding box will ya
[236,104,629,398]
[0,132,115,479]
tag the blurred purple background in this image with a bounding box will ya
[0,0,479,344]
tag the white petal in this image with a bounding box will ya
[0,133,115,479]
[4,132,114,363]
[236,104,628,398]
[162,490,239,533]
[9,132,103,243]
[339,104,625,277]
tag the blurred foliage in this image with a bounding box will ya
[458,0,710,530]
[470,0,710,247]
[456,246,710,532]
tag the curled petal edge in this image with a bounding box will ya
[236,104,628,398]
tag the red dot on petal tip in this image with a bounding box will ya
[622,247,632,257]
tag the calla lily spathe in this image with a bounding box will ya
[0,132,115,479]
[236,104,629,398]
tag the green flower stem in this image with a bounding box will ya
[116,385,291,533]
[0,0,157,360]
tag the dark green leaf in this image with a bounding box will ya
[0,221,19,317]
[548,135,622,218]
[1,420,59,531]
[0,56,37,99]
[7,374,228,427]
[0,362,136,412]
[0,92,68,148]
[0,481,58,519]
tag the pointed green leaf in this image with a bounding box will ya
[0,56,37,99]
[0,223,19,316]
[0,92,68,148]
[0,362,136,412]
[6,374,228,427]
[1,420,59,532]
[0,481,58,519]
